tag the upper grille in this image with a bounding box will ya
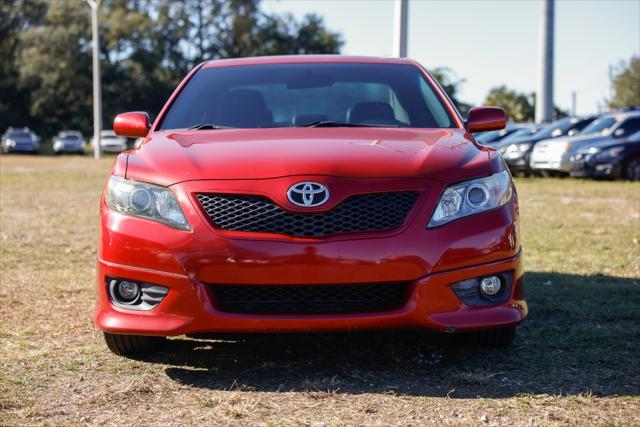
[196,192,419,238]
[211,282,410,314]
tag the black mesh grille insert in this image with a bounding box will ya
[197,192,419,237]
[211,283,410,314]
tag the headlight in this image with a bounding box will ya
[594,147,624,159]
[5,139,15,147]
[105,176,190,230]
[428,170,513,228]
[503,143,532,158]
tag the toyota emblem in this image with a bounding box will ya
[287,182,330,207]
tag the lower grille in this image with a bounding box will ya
[211,283,411,314]
[196,192,419,238]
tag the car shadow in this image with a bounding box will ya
[138,272,639,398]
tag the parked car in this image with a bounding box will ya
[1,127,41,154]
[530,112,640,175]
[95,56,526,356]
[473,123,532,145]
[570,130,640,180]
[496,116,597,175]
[91,130,127,153]
[53,130,85,154]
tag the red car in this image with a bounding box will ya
[95,56,526,356]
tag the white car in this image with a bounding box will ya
[530,112,640,175]
[91,130,128,153]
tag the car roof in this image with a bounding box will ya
[203,55,419,69]
[598,111,640,121]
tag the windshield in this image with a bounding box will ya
[8,130,30,138]
[581,117,617,136]
[534,118,577,139]
[499,127,536,143]
[159,63,455,130]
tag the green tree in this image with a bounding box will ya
[0,0,47,132]
[608,56,640,109]
[17,0,92,137]
[431,67,470,115]
[484,86,535,122]
[6,0,343,139]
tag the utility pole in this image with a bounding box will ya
[393,0,409,58]
[535,0,554,124]
[87,0,102,159]
[571,91,577,117]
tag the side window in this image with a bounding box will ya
[616,118,640,137]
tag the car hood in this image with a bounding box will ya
[577,139,636,154]
[125,128,491,186]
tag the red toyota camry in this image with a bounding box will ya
[95,55,526,356]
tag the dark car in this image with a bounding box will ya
[496,116,598,175]
[570,130,640,180]
[473,124,532,145]
[531,112,640,175]
[53,130,85,154]
[1,127,41,154]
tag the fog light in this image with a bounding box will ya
[107,277,169,310]
[480,276,502,296]
[116,281,140,302]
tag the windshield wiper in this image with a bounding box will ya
[297,121,400,128]
[187,123,234,130]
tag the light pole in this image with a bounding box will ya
[535,0,554,123]
[393,0,409,58]
[87,0,102,159]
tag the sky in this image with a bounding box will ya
[263,0,640,116]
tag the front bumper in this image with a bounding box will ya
[54,143,84,153]
[95,252,526,335]
[530,150,571,173]
[502,152,531,172]
[571,157,622,178]
[4,144,39,153]
[95,176,526,335]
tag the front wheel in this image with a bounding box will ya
[623,156,640,181]
[103,332,165,356]
[466,326,516,346]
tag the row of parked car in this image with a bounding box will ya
[0,128,129,155]
[474,111,640,181]
[3,110,639,180]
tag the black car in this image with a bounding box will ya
[1,127,41,153]
[473,124,531,145]
[570,130,640,180]
[496,116,598,175]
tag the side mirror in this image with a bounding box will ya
[114,112,150,138]
[466,106,507,133]
[613,128,625,138]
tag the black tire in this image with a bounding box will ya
[623,156,640,181]
[467,326,516,347]
[103,332,165,356]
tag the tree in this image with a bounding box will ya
[17,1,92,137]
[5,0,344,139]
[608,56,640,109]
[0,0,47,132]
[484,86,535,122]
[431,67,470,115]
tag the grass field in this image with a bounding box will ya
[1,155,639,426]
